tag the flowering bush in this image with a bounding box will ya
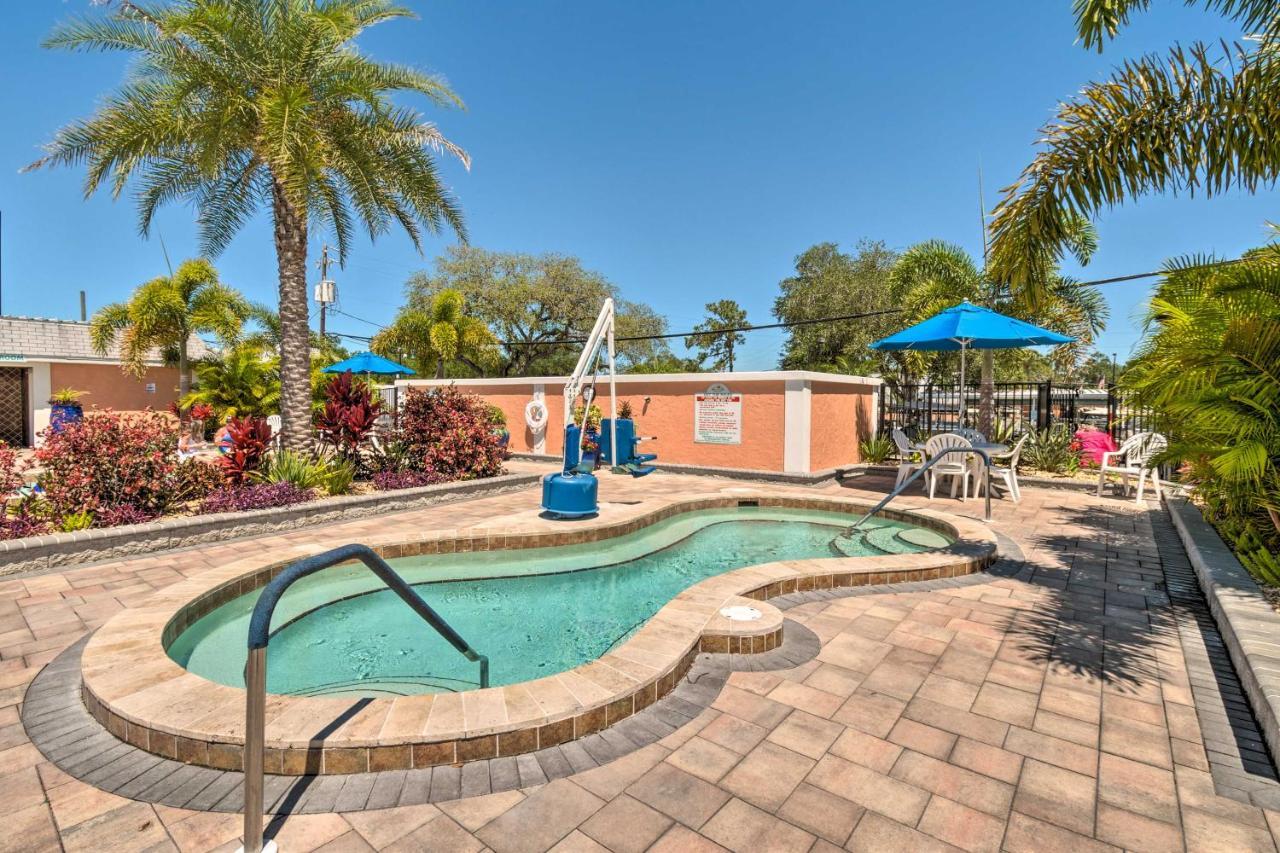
[394,388,505,480]
[372,469,445,491]
[36,411,191,518]
[315,371,381,465]
[219,416,272,484]
[199,482,312,514]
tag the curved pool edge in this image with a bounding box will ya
[79,492,997,775]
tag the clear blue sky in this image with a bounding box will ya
[1,1,1274,370]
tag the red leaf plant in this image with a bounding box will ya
[315,371,382,465]
[219,416,273,485]
[393,387,505,480]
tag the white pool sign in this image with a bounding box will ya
[694,382,742,445]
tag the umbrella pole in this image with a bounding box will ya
[958,343,967,429]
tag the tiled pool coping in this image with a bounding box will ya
[79,493,997,775]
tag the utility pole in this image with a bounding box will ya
[314,245,336,345]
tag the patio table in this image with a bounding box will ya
[912,439,1009,457]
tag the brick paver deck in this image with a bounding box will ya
[4,467,1280,851]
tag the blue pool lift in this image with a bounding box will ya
[541,298,657,518]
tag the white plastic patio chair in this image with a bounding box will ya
[891,428,924,488]
[1097,432,1167,504]
[266,414,283,451]
[956,427,986,444]
[974,433,1027,503]
[924,433,973,501]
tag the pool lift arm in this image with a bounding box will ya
[563,297,619,475]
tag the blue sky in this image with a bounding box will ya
[1,1,1274,370]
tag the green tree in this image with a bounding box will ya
[89,258,248,400]
[182,345,280,419]
[403,247,671,375]
[684,300,750,372]
[987,0,1280,298]
[372,289,499,378]
[29,0,468,450]
[624,353,704,374]
[888,239,1107,433]
[773,240,900,372]
[1125,248,1280,538]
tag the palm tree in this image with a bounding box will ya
[182,345,281,419]
[89,257,248,400]
[987,0,1280,297]
[888,239,1107,434]
[28,1,468,449]
[1125,247,1280,534]
[371,289,497,378]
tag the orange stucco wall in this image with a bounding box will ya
[399,373,878,473]
[809,380,877,471]
[49,363,182,413]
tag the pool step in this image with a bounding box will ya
[829,524,950,558]
[284,674,476,697]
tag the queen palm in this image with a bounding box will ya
[89,257,248,400]
[29,0,468,449]
[987,0,1280,295]
[372,289,498,378]
[888,239,1106,434]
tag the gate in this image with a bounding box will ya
[0,368,27,447]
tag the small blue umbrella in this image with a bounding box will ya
[322,351,416,376]
[870,301,1074,424]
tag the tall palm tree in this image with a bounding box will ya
[371,289,497,378]
[89,257,248,400]
[28,0,468,449]
[889,239,1107,434]
[987,0,1280,297]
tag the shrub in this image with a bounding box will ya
[59,511,93,532]
[94,505,158,528]
[859,435,894,464]
[0,442,27,509]
[35,410,187,517]
[0,513,49,541]
[315,371,381,465]
[373,469,445,491]
[394,388,505,480]
[173,459,225,503]
[255,450,331,490]
[199,482,312,514]
[485,404,507,427]
[571,401,603,432]
[618,399,634,420]
[219,416,272,484]
[323,459,356,496]
[1021,424,1080,475]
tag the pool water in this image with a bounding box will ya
[167,507,951,696]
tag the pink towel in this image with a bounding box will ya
[1074,428,1116,465]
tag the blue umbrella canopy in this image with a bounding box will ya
[322,352,416,375]
[870,301,1074,428]
[869,300,1074,351]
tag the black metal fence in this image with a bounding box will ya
[878,381,1156,444]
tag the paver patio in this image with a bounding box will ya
[3,465,1280,852]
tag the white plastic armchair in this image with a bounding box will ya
[891,428,924,488]
[955,427,986,444]
[975,433,1027,503]
[924,433,973,501]
[1097,432,1167,504]
[266,415,283,451]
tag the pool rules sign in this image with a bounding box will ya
[694,383,742,445]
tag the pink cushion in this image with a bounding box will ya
[1075,428,1117,465]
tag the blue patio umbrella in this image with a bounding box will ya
[870,301,1074,425]
[322,351,416,376]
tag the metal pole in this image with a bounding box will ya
[240,647,273,853]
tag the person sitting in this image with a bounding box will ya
[213,417,234,455]
[177,430,199,460]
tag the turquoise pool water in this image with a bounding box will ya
[167,507,951,696]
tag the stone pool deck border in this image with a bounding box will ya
[0,470,542,577]
[1167,496,1280,771]
[79,492,997,776]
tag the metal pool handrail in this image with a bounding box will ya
[240,543,489,853]
[843,446,993,533]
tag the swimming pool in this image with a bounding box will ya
[166,506,951,697]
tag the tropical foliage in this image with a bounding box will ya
[987,0,1280,299]
[32,0,468,449]
[685,300,750,372]
[393,387,506,480]
[372,289,499,378]
[183,346,280,419]
[89,258,248,400]
[1124,248,1280,547]
[314,371,382,467]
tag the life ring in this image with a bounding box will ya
[524,399,548,432]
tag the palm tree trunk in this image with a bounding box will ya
[178,343,190,405]
[271,180,312,452]
[435,357,445,379]
[979,349,995,437]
